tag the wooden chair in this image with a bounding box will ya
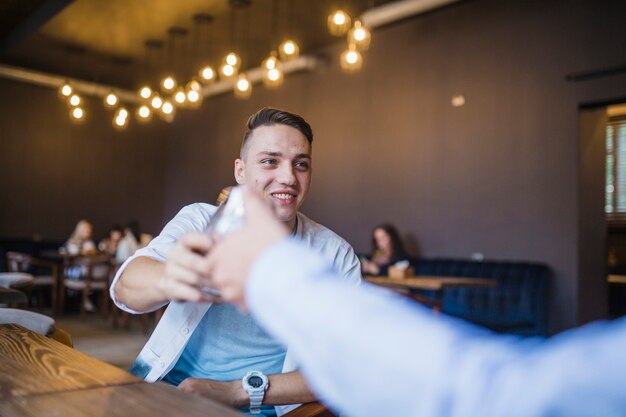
[59,254,113,319]
[6,251,60,314]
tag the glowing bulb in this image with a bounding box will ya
[348,20,371,50]
[104,92,118,108]
[115,107,128,120]
[69,94,81,106]
[161,76,176,92]
[328,10,351,36]
[174,88,186,105]
[221,64,235,78]
[340,44,363,73]
[225,52,240,67]
[234,74,252,99]
[263,55,277,70]
[139,86,152,99]
[279,39,299,61]
[151,95,163,110]
[59,82,73,97]
[263,54,283,88]
[268,69,280,81]
[200,65,215,81]
[187,79,201,91]
[162,100,174,115]
[187,89,200,103]
[136,105,152,122]
[70,107,84,122]
[114,116,128,129]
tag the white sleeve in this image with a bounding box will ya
[246,240,626,417]
[110,203,217,313]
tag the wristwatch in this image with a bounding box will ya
[242,370,269,414]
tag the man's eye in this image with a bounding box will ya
[295,161,309,170]
[261,159,276,165]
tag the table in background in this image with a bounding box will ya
[609,275,626,285]
[364,275,496,312]
[0,323,243,417]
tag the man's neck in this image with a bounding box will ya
[284,216,298,236]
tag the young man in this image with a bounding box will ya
[110,108,361,416]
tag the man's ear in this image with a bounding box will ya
[234,158,245,184]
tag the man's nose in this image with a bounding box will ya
[277,163,297,185]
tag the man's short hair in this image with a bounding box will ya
[240,107,313,159]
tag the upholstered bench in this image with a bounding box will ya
[411,258,551,336]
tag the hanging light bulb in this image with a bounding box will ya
[221,64,236,79]
[138,86,152,100]
[104,92,119,109]
[186,78,202,92]
[199,65,216,82]
[262,53,283,88]
[160,99,175,123]
[278,39,299,61]
[328,10,351,36]
[174,87,187,105]
[186,89,202,108]
[348,20,371,50]
[340,44,363,73]
[69,107,85,123]
[136,105,152,122]
[225,52,241,69]
[150,94,163,110]
[234,73,252,99]
[58,81,73,98]
[161,75,177,92]
[68,94,81,107]
[113,107,129,130]
[220,52,240,79]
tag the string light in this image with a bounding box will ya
[69,94,81,107]
[328,10,351,36]
[104,92,118,108]
[69,107,85,122]
[278,39,299,61]
[58,81,73,98]
[340,43,363,73]
[200,65,216,82]
[161,75,177,92]
[136,105,152,122]
[174,87,187,105]
[113,107,129,130]
[348,20,371,50]
[262,53,283,88]
[139,86,152,100]
[150,94,163,110]
[234,73,252,99]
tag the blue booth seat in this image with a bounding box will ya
[411,258,551,337]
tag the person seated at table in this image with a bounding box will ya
[361,223,409,276]
[116,221,141,263]
[98,224,123,256]
[63,220,97,256]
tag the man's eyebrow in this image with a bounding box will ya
[256,151,311,159]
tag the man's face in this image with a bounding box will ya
[234,124,312,230]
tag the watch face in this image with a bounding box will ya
[248,375,264,388]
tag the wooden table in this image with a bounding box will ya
[364,275,496,311]
[0,324,243,416]
[609,274,626,285]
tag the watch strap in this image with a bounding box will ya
[249,390,264,414]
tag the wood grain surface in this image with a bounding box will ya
[0,324,139,399]
[2,380,244,417]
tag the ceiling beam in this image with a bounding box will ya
[0,0,75,55]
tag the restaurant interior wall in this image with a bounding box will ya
[160,0,626,334]
[0,79,170,242]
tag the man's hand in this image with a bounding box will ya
[157,232,215,302]
[208,188,289,308]
[178,377,247,408]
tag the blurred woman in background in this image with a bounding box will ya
[361,224,408,276]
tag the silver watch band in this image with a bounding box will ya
[249,391,264,414]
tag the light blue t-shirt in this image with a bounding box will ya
[164,303,286,416]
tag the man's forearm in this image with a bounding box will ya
[114,256,169,312]
[264,371,316,405]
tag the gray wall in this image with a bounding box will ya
[1,0,625,332]
[0,80,169,241]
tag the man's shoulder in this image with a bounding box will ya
[297,213,353,252]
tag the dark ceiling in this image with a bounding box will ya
[0,0,393,89]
